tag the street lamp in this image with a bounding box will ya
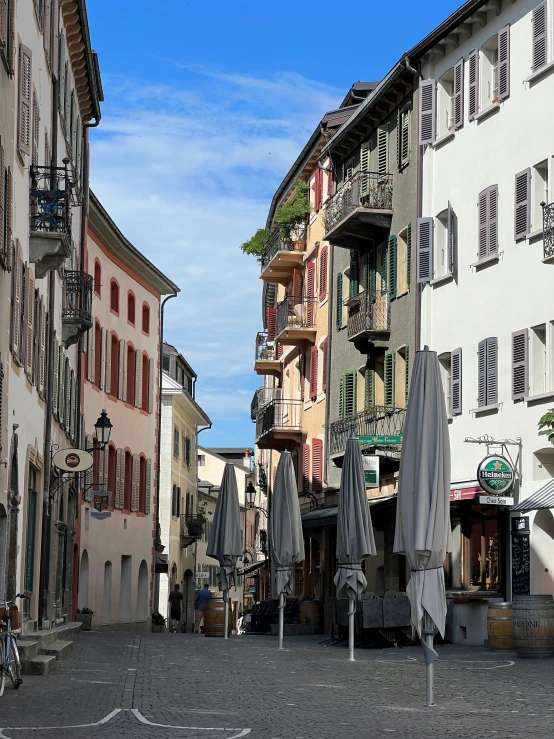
[94,409,113,451]
[245,481,256,508]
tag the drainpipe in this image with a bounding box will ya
[415,71,423,352]
[323,243,335,487]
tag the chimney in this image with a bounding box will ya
[244,448,251,470]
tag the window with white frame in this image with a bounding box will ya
[437,68,455,137]
[530,322,554,396]
[533,160,549,232]
[439,353,452,417]
[481,35,499,108]
[416,204,456,284]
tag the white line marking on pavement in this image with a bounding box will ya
[131,709,251,737]
[0,708,123,736]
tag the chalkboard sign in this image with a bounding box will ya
[512,534,531,596]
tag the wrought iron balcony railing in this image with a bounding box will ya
[180,514,205,541]
[255,398,302,442]
[276,297,316,335]
[62,270,93,325]
[346,290,390,340]
[255,332,277,362]
[323,171,393,234]
[29,164,77,236]
[261,228,306,271]
[543,201,554,259]
[329,406,406,457]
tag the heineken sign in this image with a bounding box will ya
[477,455,515,496]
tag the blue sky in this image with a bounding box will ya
[86,0,460,447]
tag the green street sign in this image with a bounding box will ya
[357,435,403,445]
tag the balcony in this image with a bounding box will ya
[544,202,554,260]
[346,290,390,352]
[62,270,93,348]
[276,297,317,346]
[329,406,406,458]
[260,229,306,284]
[180,514,205,549]
[254,332,281,376]
[323,171,393,248]
[29,164,77,277]
[255,398,302,451]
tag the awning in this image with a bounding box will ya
[449,480,484,501]
[238,559,267,576]
[512,479,554,512]
[301,506,338,528]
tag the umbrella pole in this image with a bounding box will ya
[278,593,284,650]
[224,597,229,640]
[425,632,435,707]
[348,597,355,661]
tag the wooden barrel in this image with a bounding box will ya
[204,599,230,638]
[299,600,321,626]
[487,602,513,649]
[512,595,554,659]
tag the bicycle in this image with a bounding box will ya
[0,594,28,696]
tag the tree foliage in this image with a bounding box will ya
[274,180,311,239]
[240,228,270,262]
[538,409,554,446]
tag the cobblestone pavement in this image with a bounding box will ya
[0,632,554,738]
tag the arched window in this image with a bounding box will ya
[94,320,101,387]
[110,280,119,314]
[142,303,150,335]
[110,333,119,396]
[94,260,101,297]
[107,444,117,497]
[124,450,132,510]
[139,455,146,513]
[127,292,135,325]
[126,344,135,405]
[142,353,149,409]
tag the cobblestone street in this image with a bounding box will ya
[0,632,553,738]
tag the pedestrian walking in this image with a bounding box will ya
[168,584,183,633]
[195,584,213,633]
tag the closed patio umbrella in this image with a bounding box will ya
[394,347,451,706]
[335,437,376,661]
[207,463,243,639]
[269,451,305,650]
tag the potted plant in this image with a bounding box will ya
[275,181,311,242]
[76,607,94,631]
[187,502,207,538]
[151,612,166,633]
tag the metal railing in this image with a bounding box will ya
[276,297,316,335]
[62,271,93,326]
[543,202,554,259]
[323,171,393,233]
[255,331,277,362]
[329,406,406,456]
[255,399,302,442]
[29,164,76,235]
[261,228,306,271]
[346,290,390,340]
[180,515,205,540]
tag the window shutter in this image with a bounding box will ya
[10,243,22,359]
[32,92,39,167]
[148,357,155,414]
[512,329,528,400]
[84,435,93,501]
[306,261,315,325]
[486,337,498,405]
[5,168,12,271]
[418,79,436,145]
[498,25,510,100]
[18,45,32,156]
[336,272,343,330]
[377,125,389,175]
[532,3,547,72]
[360,140,370,196]
[118,339,126,401]
[468,50,479,121]
[349,253,359,297]
[145,458,152,515]
[51,0,59,78]
[339,374,345,418]
[64,357,71,431]
[416,217,433,283]
[344,370,357,417]
[319,246,328,299]
[488,185,498,255]
[39,298,47,396]
[514,169,531,241]
[314,168,323,212]
[388,235,397,299]
[478,188,488,260]
[43,0,51,65]
[25,268,35,378]
[87,323,95,384]
[135,348,142,409]
[0,0,6,50]
[58,346,65,425]
[322,338,328,392]
[300,351,306,401]
[365,358,375,410]
[292,268,303,301]
[302,442,310,493]
[478,339,487,407]
[105,331,112,395]
[267,307,277,341]
[0,141,4,263]
[312,439,323,492]
[406,222,412,290]
[70,370,76,441]
[453,58,464,129]
[384,351,395,411]
[115,448,124,509]
[401,108,410,166]
[447,202,456,275]
[99,446,108,490]
[451,347,462,416]
[8,0,14,73]
[327,160,333,196]
[404,346,410,406]
[131,454,140,512]
[52,334,59,418]
[310,345,317,400]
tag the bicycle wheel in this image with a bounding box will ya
[8,638,21,689]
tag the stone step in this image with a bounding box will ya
[20,654,57,676]
[19,621,82,649]
[42,639,73,661]
[16,639,40,660]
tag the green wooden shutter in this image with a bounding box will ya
[406,222,412,291]
[405,346,410,405]
[339,374,345,419]
[381,241,389,294]
[388,235,397,300]
[365,358,375,410]
[360,140,370,197]
[336,272,343,329]
[384,351,395,411]
[377,125,389,176]
[344,370,357,418]
[349,253,359,297]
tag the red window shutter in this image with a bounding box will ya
[314,168,323,212]
[310,346,317,400]
[307,262,315,297]
[300,351,306,401]
[292,268,303,301]
[319,246,328,298]
[322,338,328,391]
[312,439,323,492]
[267,307,277,340]
[302,443,310,493]
[306,261,315,326]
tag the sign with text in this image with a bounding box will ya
[479,495,514,506]
[196,572,209,580]
[477,455,515,496]
[362,455,379,488]
[512,533,531,596]
[358,435,403,446]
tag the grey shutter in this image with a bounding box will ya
[498,25,510,100]
[453,58,464,129]
[64,357,71,431]
[118,339,125,401]
[84,434,93,501]
[18,45,32,156]
[135,349,142,409]
[478,339,487,407]
[512,329,528,400]
[87,322,94,383]
[131,453,140,512]
[70,370,76,441]
[514,169,531,240]
[468,50,479,121]
[52,334,59,418]
[58,346,65,426]
[148,357,155,414]
[488,185,498,255]
[99,328,105,391]
[359,140,370,196]
[532,3,547,72]
[105,331,112,395]
[418,79,435,145]
[447,202,455,275]
[478,188,488,259]
[451,348,462,416]
[115,448,124,509]
[377,125,388,175]
[486,337,498,405]
[416,217,433,283]
[145,459,152,515]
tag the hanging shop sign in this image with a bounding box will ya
[358,435,403,445]
[362,455,379,488]
[478,495,514,506]
[477,455,515,496]
[53,448,93,473]
[91,490,112,520]
[196,572,209,580]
